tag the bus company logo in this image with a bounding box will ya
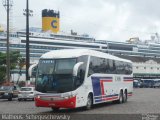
[51,20,57,28]
[115,76,121,82]
[91,77,119,103]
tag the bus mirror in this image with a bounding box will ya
[29,63,38,77]
[73,62,84,76]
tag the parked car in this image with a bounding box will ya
[0,85,19,101]
[18,87,35,101]
[133,80,141,88]
[153,80,160,88]
[140,79,155,88]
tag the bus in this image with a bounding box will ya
[29,49,133,111]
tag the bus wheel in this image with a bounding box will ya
[85,93,93,110]
[118,90,123,104]
[51,107,60,112]
[123,90,127,103]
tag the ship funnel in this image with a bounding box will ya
[42,9,60,33]
[0,24,4,32]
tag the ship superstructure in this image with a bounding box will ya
[1,9,160,80]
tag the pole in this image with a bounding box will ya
[26,0,30,81]
[6,0,10,82]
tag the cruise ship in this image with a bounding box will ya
[0,28,108,64]
[1,9,160,80]
[0,9,108,64]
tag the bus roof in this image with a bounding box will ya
[40,49,132,63]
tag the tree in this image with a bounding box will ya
[16,57,26,84]
[0,52,7,84]
[0,66,6,84]
[0,51,23,84]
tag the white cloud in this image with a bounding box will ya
[1,0,160,41]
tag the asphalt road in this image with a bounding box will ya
[0,88,160,114]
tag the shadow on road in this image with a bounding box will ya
[38,101,121,114]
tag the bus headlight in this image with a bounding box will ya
[64,96,69,99]
[63,94,76,99]
[36,95,40,99]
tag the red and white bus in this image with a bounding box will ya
[30,49,133,111]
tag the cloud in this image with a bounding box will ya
[1,0,160,41]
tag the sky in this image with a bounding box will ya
[0,0,160,41]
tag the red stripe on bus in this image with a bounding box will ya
[102,96,118,101]
[100,81,105,96]
[101,80,113,82]
[100,80,113,96]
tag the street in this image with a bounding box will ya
[0,88,160,114]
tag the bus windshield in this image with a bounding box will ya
[35,58,77,93]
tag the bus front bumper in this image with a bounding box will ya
[35,96,76,108]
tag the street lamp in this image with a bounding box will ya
[23,0,33,81]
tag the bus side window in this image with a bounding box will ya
[111,60,116,73]
[88,62,94,76]
[125,63,132,74]
[104,59,109,73]
[108,59,114,74]
[75,55,88,87]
